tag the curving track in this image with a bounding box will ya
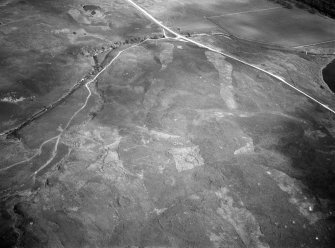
[0,40,150,174]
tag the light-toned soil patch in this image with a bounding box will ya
[159,43,174,70]
[206,52,236,110]
[169,146,204,172]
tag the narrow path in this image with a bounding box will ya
[0,136,58,172]
[0,40,150,174]
[125,0,335,114]
[0,78,87,137]
[0,34,164,138]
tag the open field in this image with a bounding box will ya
[0,0,160,133]
[135,0,276,16]
[209,6,335,47]
[133,0,277,33]
[1,35,335,247]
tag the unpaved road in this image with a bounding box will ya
[125,0,335,114]
[0,38,165,177]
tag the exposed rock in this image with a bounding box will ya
[169,146,204,172]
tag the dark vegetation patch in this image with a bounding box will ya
[322,59,335,93]
[0,102,21,122]
[266,0,335,17]
[296,0,335,17]
[25,0,67,15]
[82,5,100,12]
[266,0,294,8]
[11,50,80,96]
[0,226,19,248]
[0,204,18,248]
[236,112,335,203]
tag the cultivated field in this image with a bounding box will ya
[134,0,276,33]
[208,6,335,47]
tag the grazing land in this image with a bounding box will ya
[0,0,335,248]
[208,6,335,47]
[134,0,277,33]
[0,0,160,133]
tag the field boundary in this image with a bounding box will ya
[205,17,281,47]
[206,8,335,49]
[207,6,283,18]
[126,0,335,114]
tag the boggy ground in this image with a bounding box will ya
[1,0,335,248]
